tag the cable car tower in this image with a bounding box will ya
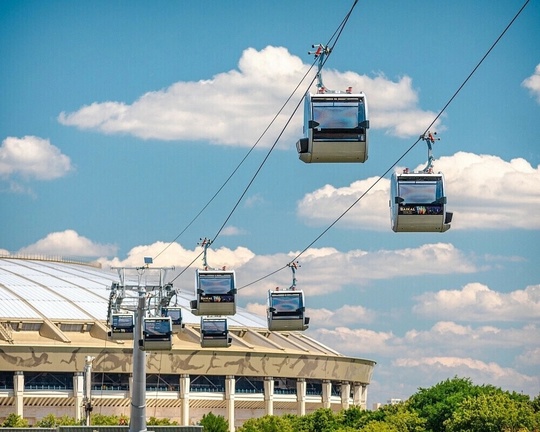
[297,44,370,163]
[390,132,453,232]
[107,259,176,432]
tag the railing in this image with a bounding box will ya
[0,253,102,268]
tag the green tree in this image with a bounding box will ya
[339,406,373,429]
[36,414,80,427]
[305,408,339,432]
[236,415,294,432]
[531,393,540,413]
[445,391,539,432]
[2,413,29,427]
[199,412,228,432]
[90,413,125,425]
[407,376,486,432]
[147,416,178,425]
[359,420,399,432]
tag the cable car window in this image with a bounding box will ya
[199,274,233,294]
[271,294,302,317]
[398,181,440,204]
[162,308,182,325]
[112,314,133,330]
[202,319,226,335]
[313,104,358,129]
[198,273,235,304]
[144,319,170,337]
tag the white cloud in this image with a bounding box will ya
[0,136,73,181]
[18,230,117,258]
[313,326,396,357]
[101,240,255,272]
[297,152,540,230]
[58,46,439,145]
[516,347,540,366]
[233,243,475,300]
[220,225,247,236]
[522,64,540,103]
[392,356,538,396]
[413,283,540,322]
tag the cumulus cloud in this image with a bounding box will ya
[313,327,396,357]
[18,230,117,258]
[413,283,540,322]
[0,136,73,181]
[220,225,247,236]
[101,240,255,271]
[233,242,475,300]
[393,356,538,395]
[297,152,540,230]
[522,64,540,103]
[58,46,439,145]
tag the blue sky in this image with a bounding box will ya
[1,0,539,406]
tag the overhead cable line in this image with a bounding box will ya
[166,0,360,284]
[238,0,530,290]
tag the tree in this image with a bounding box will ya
[199,412,228,432]
[407,376,487,432]
[36,414,80,427]
[2,414,29,427]
[359,420,399,432]
[236,415,294,432]
[444,392,539,432]
[147,416,178,425]
[90,413,125,425]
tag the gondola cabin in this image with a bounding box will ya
[161,306,184,332]
[140,317,172,351]
[200,317,232,348]
[267,290,310,331]
[108,313,134,340]
[297,92,369,163]
[190,269,237,316]
[390,171,453,232]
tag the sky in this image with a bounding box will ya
[1,0,539,407]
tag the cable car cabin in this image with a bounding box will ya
[267,290,310,331]
[390,171,453,232]
[200,317,232,348]
[190,269,237,316]
[296,92,369,163]
[161,306,184,332]
[108,313,134,340]
[140,317,172,351]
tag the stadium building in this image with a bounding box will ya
[0,257,376,430]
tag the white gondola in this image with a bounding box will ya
[108,313,134,340]
[190,269,237,316]
[267,289,310,331]
[161,306,184,332]
[200,317,232,348]
[297,92,369,163]
[390,171,453,232]
[140,317,172,351]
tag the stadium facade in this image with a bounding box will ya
[0,257,376,430]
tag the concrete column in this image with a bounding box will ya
[296,378,306,416]
[361,385,368,409]
[225,375,235,432]
[322,380,332,409]
[73,372,84,422]
[340,382,350,410]
[352,383,363,406]
[178,374,190,426]
[263,377,274,416]
[128,374,133,398]
[13,371,24,417]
